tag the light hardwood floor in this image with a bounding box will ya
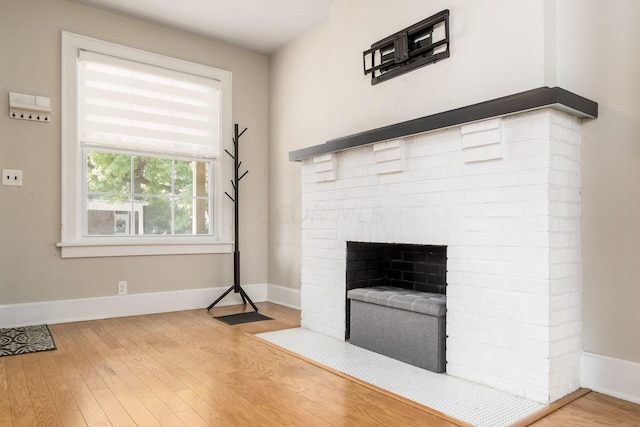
[0,302,638,426]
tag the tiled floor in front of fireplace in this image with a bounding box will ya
[255,328,544,427]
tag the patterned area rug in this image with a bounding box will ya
[0,325,57,357]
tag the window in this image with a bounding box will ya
[60,32,233,258]
[85,153,210,236]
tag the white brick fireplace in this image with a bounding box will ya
[292,88,597,404]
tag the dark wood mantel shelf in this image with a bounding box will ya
[289,86,597,162]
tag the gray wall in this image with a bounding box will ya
[557,0,640,363]
[0,0,269,303]
[269,0,549,290]
[269,0,640,366]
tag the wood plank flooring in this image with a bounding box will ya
[530,391,640,426]
[0,302,638,426]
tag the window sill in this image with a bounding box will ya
[57,239,234,258]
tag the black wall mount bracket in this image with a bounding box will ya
[363,9,450,85]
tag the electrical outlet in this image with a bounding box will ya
[118,281,127,295]
[2,169,22,186]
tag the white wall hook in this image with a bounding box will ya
[9,92,51,123]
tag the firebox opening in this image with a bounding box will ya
[345,241,447,339]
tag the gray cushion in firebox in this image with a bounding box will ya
[347,286,446,317]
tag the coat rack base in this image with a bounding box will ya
[206,284,259,312]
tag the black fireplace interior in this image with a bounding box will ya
[345,241,447,338]
[347,241,447,293]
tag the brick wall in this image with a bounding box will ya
[299,108,583,403]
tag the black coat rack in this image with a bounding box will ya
[207,124,258,312]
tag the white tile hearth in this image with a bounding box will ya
[256,327,544,427]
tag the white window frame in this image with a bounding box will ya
[59,32,233,258]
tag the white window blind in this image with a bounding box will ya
[77,49,222,158]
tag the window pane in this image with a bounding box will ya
[87,196,132,235]
[174,199,192,234]
[174,160,209,197]
[173,160,192,196]
[136,196,171,235]
[133,156,172,195]
[175,198,209,235]
[193,197,210,234]
[87,151,131,194]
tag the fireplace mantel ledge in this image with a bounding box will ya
[289,86,598,162]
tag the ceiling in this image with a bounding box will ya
[71,0,332,55]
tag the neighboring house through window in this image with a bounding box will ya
[59,32,233,258]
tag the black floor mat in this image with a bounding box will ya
[214,311,273,325]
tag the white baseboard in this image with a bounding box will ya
[267,284,301,310]
[0,284,267,328]
[581,351,640,404]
